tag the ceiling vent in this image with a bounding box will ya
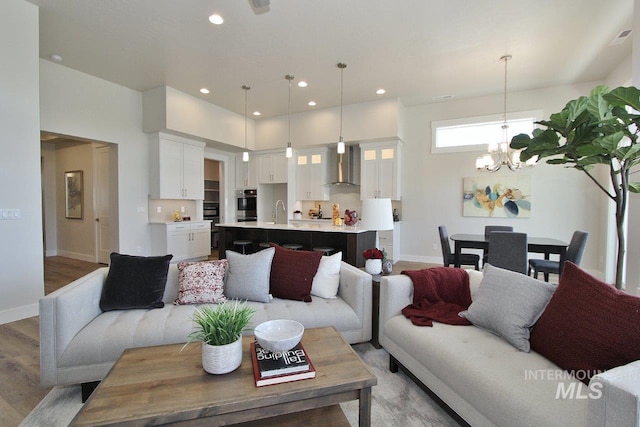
[610,29,632,46]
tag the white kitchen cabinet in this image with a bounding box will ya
[150,133,205,200]
[360,140,402,200]
[295,148,329,201]
[258,153,288,184]
[378,222,401,263]
[235,155,257,189]
[151,221,211,262]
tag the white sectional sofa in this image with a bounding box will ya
[40,261,371,388]
[379,269,640,427]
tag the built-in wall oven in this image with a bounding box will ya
[236,189,257,222]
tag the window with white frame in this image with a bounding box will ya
[431,110,543,154]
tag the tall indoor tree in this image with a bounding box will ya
[511,86,640,289]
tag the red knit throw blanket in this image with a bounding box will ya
[401,267,472,326]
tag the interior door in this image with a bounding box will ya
[95,146,111,264]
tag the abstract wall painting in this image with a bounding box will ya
[462,175,531,218]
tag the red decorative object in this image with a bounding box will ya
[362,248,384,260]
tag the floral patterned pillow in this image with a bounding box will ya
[174,260,228,305]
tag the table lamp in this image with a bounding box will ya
[361,198,394,248]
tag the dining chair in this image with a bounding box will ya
[438,225,480,270]
[486,231,528,274]
[482,226,514,265]
[528,230,588,282]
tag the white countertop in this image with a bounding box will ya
[216,221,372,234]
[150,220,212,225]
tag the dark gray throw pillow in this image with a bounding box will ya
[99,252,173,311]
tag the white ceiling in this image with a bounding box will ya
[26,0,634,119]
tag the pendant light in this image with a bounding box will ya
[285,74,294,158]
[242,85,250,162]
[475,55,536,172]
[337,63,347,154]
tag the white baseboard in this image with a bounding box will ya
[396,254,443,265]
[57,250,95,263]
[0,303,38,325]
[44,249,58,257]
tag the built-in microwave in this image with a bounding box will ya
[236,189,257,221]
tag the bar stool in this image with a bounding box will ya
[258,242,275,249]
[313,247,334,256]
[282,243,303,251]
[233,240,253,254]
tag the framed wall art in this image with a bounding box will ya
[65,170,83,219]
[462,175,531,218]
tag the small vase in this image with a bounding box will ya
[202,337,243,374]
[382,259,393,275]
[365,259,382,275]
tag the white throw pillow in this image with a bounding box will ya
[459,263,556,352]
[311,252,342,299]
[224,247,275,303]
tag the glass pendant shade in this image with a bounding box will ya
[242,85,250,162]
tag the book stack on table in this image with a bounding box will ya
[250,341,316,387]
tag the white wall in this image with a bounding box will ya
[399,82,607,275]
[0,0,43,323]
[54,143,96,261]
[39,60,152,256]
[255,98,401,149]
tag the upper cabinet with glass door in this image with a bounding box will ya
[295,147,329,201]
[359,140,402,200]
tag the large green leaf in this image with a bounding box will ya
[510,133,531,149]
[598,131,625,152]
[587,91,610,120]
[629,182,640,193]
[622,143,640,160]
[575,144,606,157]
[604,86,640,111]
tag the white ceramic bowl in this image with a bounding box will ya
[254,319,304,353]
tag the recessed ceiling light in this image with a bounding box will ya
[308,101,317,106]
[50,54,63,62]
[376,89,386,95]
[253,111,261,116]
[208,14,224,25]
[200,88,210,94]
[297,81,308,88]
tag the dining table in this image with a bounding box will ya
[450,233,569,274]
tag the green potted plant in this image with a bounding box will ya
[185,300,255,374]
[511,86,640,289]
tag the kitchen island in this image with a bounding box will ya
[217,222,376,267]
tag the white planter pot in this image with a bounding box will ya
[202,337,243,374]
[365,259,382,275]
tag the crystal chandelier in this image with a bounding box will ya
[475,55,536,172]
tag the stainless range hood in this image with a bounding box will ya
[330,145,360,186]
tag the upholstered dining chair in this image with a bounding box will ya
[483,225,514,265]
[486,231,528,274]
[528,230,589,282]
[438,225,480,270]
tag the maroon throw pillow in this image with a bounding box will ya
[530,262,640,384]
[269,245,322,302]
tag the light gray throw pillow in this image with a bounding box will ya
[459,263,556,352]
[225,247,275,303]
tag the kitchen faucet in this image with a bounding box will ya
[275,199,286,224]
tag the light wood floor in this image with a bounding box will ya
[0,255,432,427]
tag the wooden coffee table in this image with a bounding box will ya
[70,326,376,426]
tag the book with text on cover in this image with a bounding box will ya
[254,341,310,377]
[250,342,316,387]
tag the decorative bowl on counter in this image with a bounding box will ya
[254,319,304,353]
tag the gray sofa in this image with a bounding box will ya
[379,270,640,427]
[40,261,371,387]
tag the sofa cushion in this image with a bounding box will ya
[460,263,556,352]
[225,248,275,303]
[530,262,640,384]
[311,252,342,299]
[174,260,228,305]
[99,253,173,311]
[270,245,322,302]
